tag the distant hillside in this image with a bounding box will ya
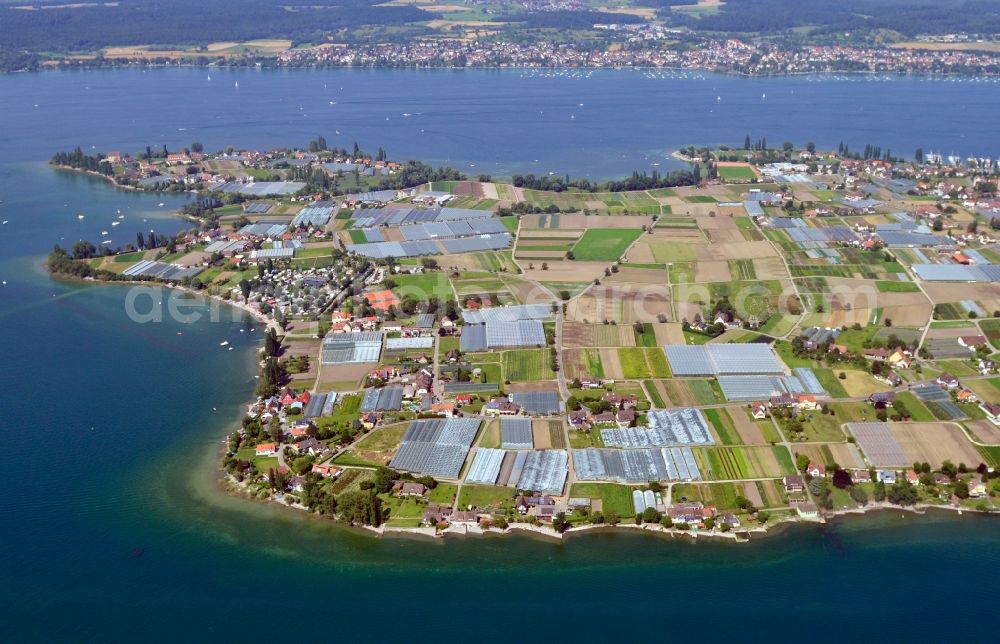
[0,0,433,51]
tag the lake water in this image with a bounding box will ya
[1,68,998,640]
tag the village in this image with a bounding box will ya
[49,138,1000,540]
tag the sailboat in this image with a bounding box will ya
[234,80,239,88]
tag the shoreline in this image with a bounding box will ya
[22,61,1000,80]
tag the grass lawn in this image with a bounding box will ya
[427,483,458,505]
[391,271,453,301]
[354,423,407,451]
[502,349,556,381]
[457,484,514,510]
[813,368,850,398]
[114,251,145,263]
[568,482,635,518]
[895,391,936,422]
[570,229,643,262]
[773,341,818,369]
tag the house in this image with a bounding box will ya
[978,359,996,375]
[888,349,911,369]
[864,347,891,361]
[440,316,455,329]
[602,392,638,409]
[937,373,960,390]
[956,389,978,404]
[330,311,352,324]
[312,463,342,478]
[968,477,988,498]
[455,394,473,407]
[770,394,798,408]
[592,411,616,424]
[394,481,427,498]
[515,495,555,515]
[255,442,278,456]
[484,396,520,416]
[868,391,896,408]
[877,470,897,485]
[796,394,819,411]
[567,498,592,511]
[722,512,741,529]
[668,502,715,525]
[783,475,806,493]
[795,502,819,519]
[852,470,872,484]
[293,437,327,456]
[958,335,988,349]
[580,377,604,389]
[568,411,591,430]
[288,476,307,493]
[905,470,920,486]
[980,402,1000,426]
[876,371,904,387]
[615,408,636,428]
[422,504,453,525]
[806,463,826,478]
[751,402,768,420]
[431,402,455,418]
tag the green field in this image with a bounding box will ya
[617,347,671,379]
[457,484,514,510]
[390,271,453,301]
[651,241,697,263]
[876,280,920,292]
[502,349,556,381]
[684,195,718,203]
[570,229,643,261]
[568,483,635,518]
[114,251,145,263]
[718,166,757,180]
[348,229,367,244]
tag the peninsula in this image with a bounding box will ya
[48,137,1000,539]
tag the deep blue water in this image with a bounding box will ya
[2,68,999,641]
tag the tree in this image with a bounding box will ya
[832,469,852,489]
[795,453,810,472]
[552,512,570,533]
[641,507,660,523]
[238,279,252,302]
[337,490,382,526]
[849,485,868,505]
[263,327,281,358]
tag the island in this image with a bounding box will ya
[48,136,1000,539]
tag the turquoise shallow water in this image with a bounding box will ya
[1,68,999,640]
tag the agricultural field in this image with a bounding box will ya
[697,446,793,480]
[502,349,556,381]
[617,347,672,378]
[570,229,644,261]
